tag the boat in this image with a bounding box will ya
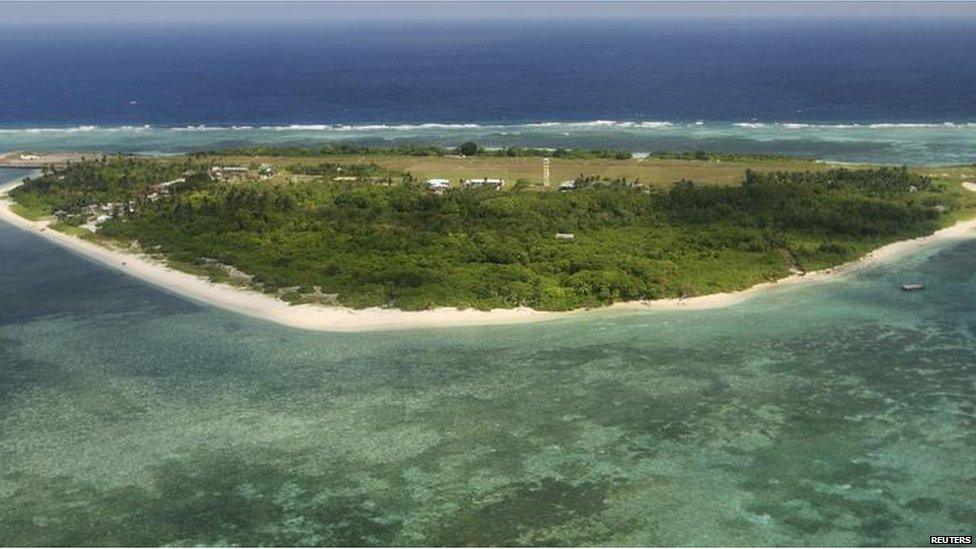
[901,283,925,291]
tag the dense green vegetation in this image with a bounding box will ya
[646,151,807,162]
[11,156,973,311]
[463,144,633,160]
[10,158,199,214]
[207,142,634,160]
[472,148,801,161]
[207,144,448,158]
[206,143,804,162]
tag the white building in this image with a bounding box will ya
[426,178,451,191]
[158,178,185,189]
[210,166,249,180]
[463,178,505,190]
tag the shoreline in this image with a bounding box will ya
[2,178,975,332]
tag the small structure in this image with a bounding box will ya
[555,233,575,240]
[159,178,185,188]
[258,164,276,179]
[19,153,39,161]
[426,178,451,192]
[558,180,576,191]
[210,166,249,180]
[908,185,918,193]
[902,283,925,292]
[463,178,505,190]
[333,176,357,182]
[152,178,185,194]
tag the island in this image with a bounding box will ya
[3,145,976,330]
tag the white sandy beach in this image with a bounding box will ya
[2,177,975,332]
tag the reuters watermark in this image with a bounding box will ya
[931,535,973,545]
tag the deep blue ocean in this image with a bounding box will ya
[2,19,976,164]
[2,19,976,126]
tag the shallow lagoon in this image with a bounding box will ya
[1,218,974,545]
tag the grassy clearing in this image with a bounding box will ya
[200,154,837,188]
[48,222,92,238]
[915,169,976,227]
[9,201,50,221]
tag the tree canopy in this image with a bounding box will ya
[12,156,971,311]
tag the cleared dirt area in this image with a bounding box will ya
[0,151,99,168]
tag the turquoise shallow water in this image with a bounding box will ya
[1,205,974,545]
[3,122,976,165]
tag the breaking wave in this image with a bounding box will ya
[734,122,976,130]
[2,120,975,134]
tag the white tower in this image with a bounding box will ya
[542,157,550,188]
